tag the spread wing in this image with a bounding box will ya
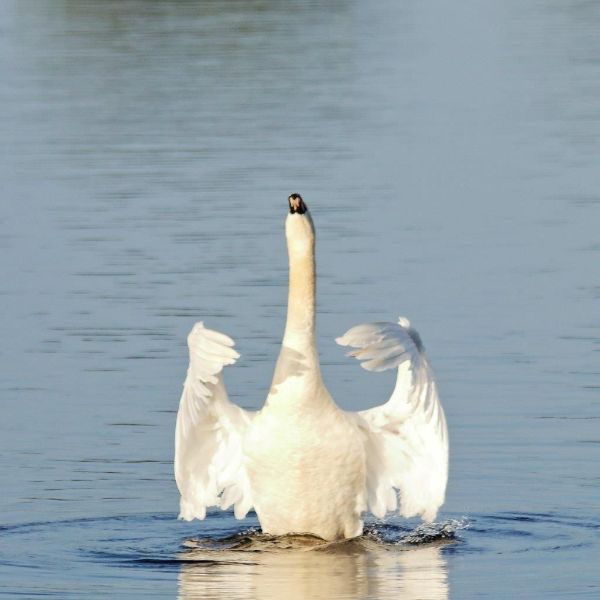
[174,322,254,521]
[337,318,448,522]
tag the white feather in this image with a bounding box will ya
[337,320,449,522]
[174,322,254,521]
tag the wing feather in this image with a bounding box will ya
[337,318,448,522]
[174,322,254,521]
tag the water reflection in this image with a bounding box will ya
[177,538,448,600]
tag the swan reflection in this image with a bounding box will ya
[177,535,448,600]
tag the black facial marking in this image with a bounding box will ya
[288,193,307,214]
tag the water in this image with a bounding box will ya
[1,0,599,597]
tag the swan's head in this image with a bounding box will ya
[286,194,315,255]
[288,193,307,215]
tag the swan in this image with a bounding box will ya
[174,194,448,541]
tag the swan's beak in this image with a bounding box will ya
[288,194,307,215]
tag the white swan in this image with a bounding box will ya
[174,194,448,541]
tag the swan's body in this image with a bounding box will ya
[175,195,448,541]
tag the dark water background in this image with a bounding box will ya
[1,1,599,598]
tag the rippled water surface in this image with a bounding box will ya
[1,1,599,598]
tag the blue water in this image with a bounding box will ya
[1,1,599,598]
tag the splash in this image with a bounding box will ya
[182,518,468,554]
[363,518,469,546]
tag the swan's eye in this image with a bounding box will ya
[288,194,307,214]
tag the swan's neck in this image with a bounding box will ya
[283,237,316,350]
[267,213,328,406]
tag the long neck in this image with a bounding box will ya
[282,237,316,350]
[267,213,330,407]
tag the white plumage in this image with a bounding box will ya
[175,323,253,521]
[337,320,448,522]
[174,196,448,541]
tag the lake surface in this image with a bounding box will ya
[1,1,599,598]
